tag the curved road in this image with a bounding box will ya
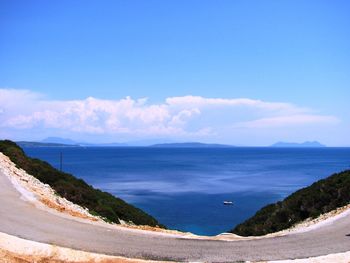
[1,170,350,262]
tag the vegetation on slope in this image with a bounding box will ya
[232,170,350,236]
[0,140,163,228]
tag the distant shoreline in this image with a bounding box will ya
[18,141,350,148]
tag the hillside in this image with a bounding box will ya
[231,170,350,236]
[0,140,163,228]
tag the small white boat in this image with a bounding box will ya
[223,201,233,205]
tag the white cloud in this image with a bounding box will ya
[169,108,201,126]
[0,89,340,141]
[165,95,306,114]
[235,114,340,128]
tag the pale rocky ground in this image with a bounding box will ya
[0,152,349,263]
[264,251,350,263]
[0,231,170,263]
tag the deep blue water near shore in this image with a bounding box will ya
[23,147,350,236]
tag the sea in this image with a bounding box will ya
[23,146,350,236]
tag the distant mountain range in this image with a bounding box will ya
[151,142,234,148]
[16,139,235,148]
[271,141,326,148]
[41,137,78,145]
[16,141,79,147]
[17,137,81,147]
[40,137,128,147]
[39,137,174,147]
[15,137,326,148]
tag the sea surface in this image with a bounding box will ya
[23,146,350,236]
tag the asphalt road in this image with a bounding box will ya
[1,170,350,262]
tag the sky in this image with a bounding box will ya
[0,0,349,146]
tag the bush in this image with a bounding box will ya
[231,169,350,236]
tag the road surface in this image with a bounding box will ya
[1,169,350,262]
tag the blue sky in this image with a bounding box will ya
[0,0,349,145]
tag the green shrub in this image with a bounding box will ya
[0,140,164,228]
[231,169,350,236]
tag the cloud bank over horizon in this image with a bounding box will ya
[0,88,343,146]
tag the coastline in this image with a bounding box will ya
[2,151,349,241]
[0,152,186,238]
[1,151,350,262]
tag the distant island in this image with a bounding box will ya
[271,141,326,148]
[17,139,234,148]
[38,137,172,147]
[151,142,234,148]
[20,137,128,147]
[16,141,80,147]
[16,137,328,148]
[42,137,78,145]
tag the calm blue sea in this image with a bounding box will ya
[23,147,350,236]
